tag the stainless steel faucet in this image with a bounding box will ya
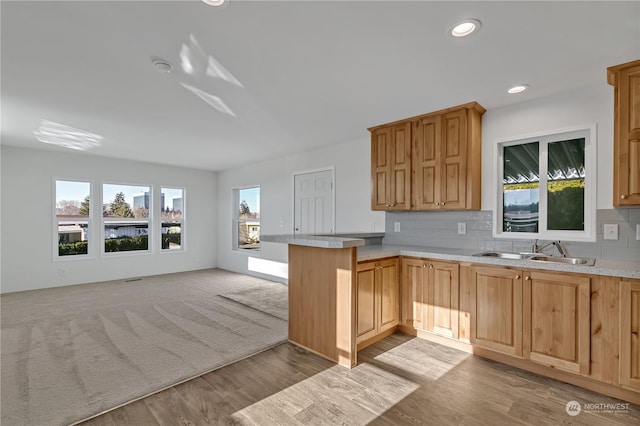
[532,239,568,257]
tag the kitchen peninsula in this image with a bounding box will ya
[262,233,383,368]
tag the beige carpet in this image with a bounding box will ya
[0,269,288,426]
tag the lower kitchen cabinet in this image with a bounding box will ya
[401,257,459,338]
[356,258,399,345]
[620,279,640,391]
[525,271,591,375]
[471,265,524,357]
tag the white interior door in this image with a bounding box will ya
[294,169,334,234]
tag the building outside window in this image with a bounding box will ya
[495,127,595,242]
[55,180,91,258]
[161,187,184,251]
[234,187,260,251]
[103,183,151,253]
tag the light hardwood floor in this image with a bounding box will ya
[80,333,639,425]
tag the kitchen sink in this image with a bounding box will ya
[528,255,596,266]
[473,251,596,266]
[473,251,533,260]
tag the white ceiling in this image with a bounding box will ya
[2,1,639,171]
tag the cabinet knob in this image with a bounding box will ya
[525,276,531,281]
[621,194,627,199]
[429,264,433,269]
[390,203,396,207]
[514,275,521,280]
[435,202,440,206]
[423,264,427,268]
[441,202,446,206]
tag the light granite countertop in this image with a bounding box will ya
[358,244,640,279]
[262,234,640,279]
[262,233,383,249]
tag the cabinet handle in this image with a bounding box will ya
[525,276,531,281]
[514,275,521,280]
[621,194,627,200]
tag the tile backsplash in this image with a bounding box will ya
[384,209,640,262]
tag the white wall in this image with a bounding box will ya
[216,137,384,281]
[1,146,218,293]
[482,83,614,211]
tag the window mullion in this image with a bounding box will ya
[539,140,549,235]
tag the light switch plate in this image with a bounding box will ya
[604,223,618,240]
[458,222,466,234]
[637,224,640,241]
[394,222,401,232]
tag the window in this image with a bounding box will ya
[495,127,596,242]
[103,183,151,253]
[234,187,260,251]
[161,187,184,251]
[55,180,91,258]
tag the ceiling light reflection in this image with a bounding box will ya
[180,34,243,87]
[180,44,194,75]
[180,83,236,117]
[34,120,103,151]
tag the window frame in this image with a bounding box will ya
[101,182,153,257]
[53,178,94,261]
[233,186,260,253]
[160,186,186,253]
[493,125,597,242]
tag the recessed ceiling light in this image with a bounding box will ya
[202,0,226,6]
[508,84,530,94]
[450,19,481,37]
[152,58,174,74]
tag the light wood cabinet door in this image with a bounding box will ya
[440,109,468,210]
[356,258,399,344]
[608,59,640,206]
[370,123,411,211]
[427,260,460,339]
[356,262,377,343]
[413,116,441,210]
[620,279,640,391]
[524,271,591,375]
[378,258,400,333]
[402,258,459,338]
[400,258,425,328]
[471,266,523,357]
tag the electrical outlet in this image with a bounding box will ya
[369,222,375,230]
[457,222,466,234]
[394,222,401,232]
[603,223,618,240]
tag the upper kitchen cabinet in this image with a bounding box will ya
[370,122,412,210]
[413,103,485,210]
[608,59,640,206]
[369,102,485,211]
